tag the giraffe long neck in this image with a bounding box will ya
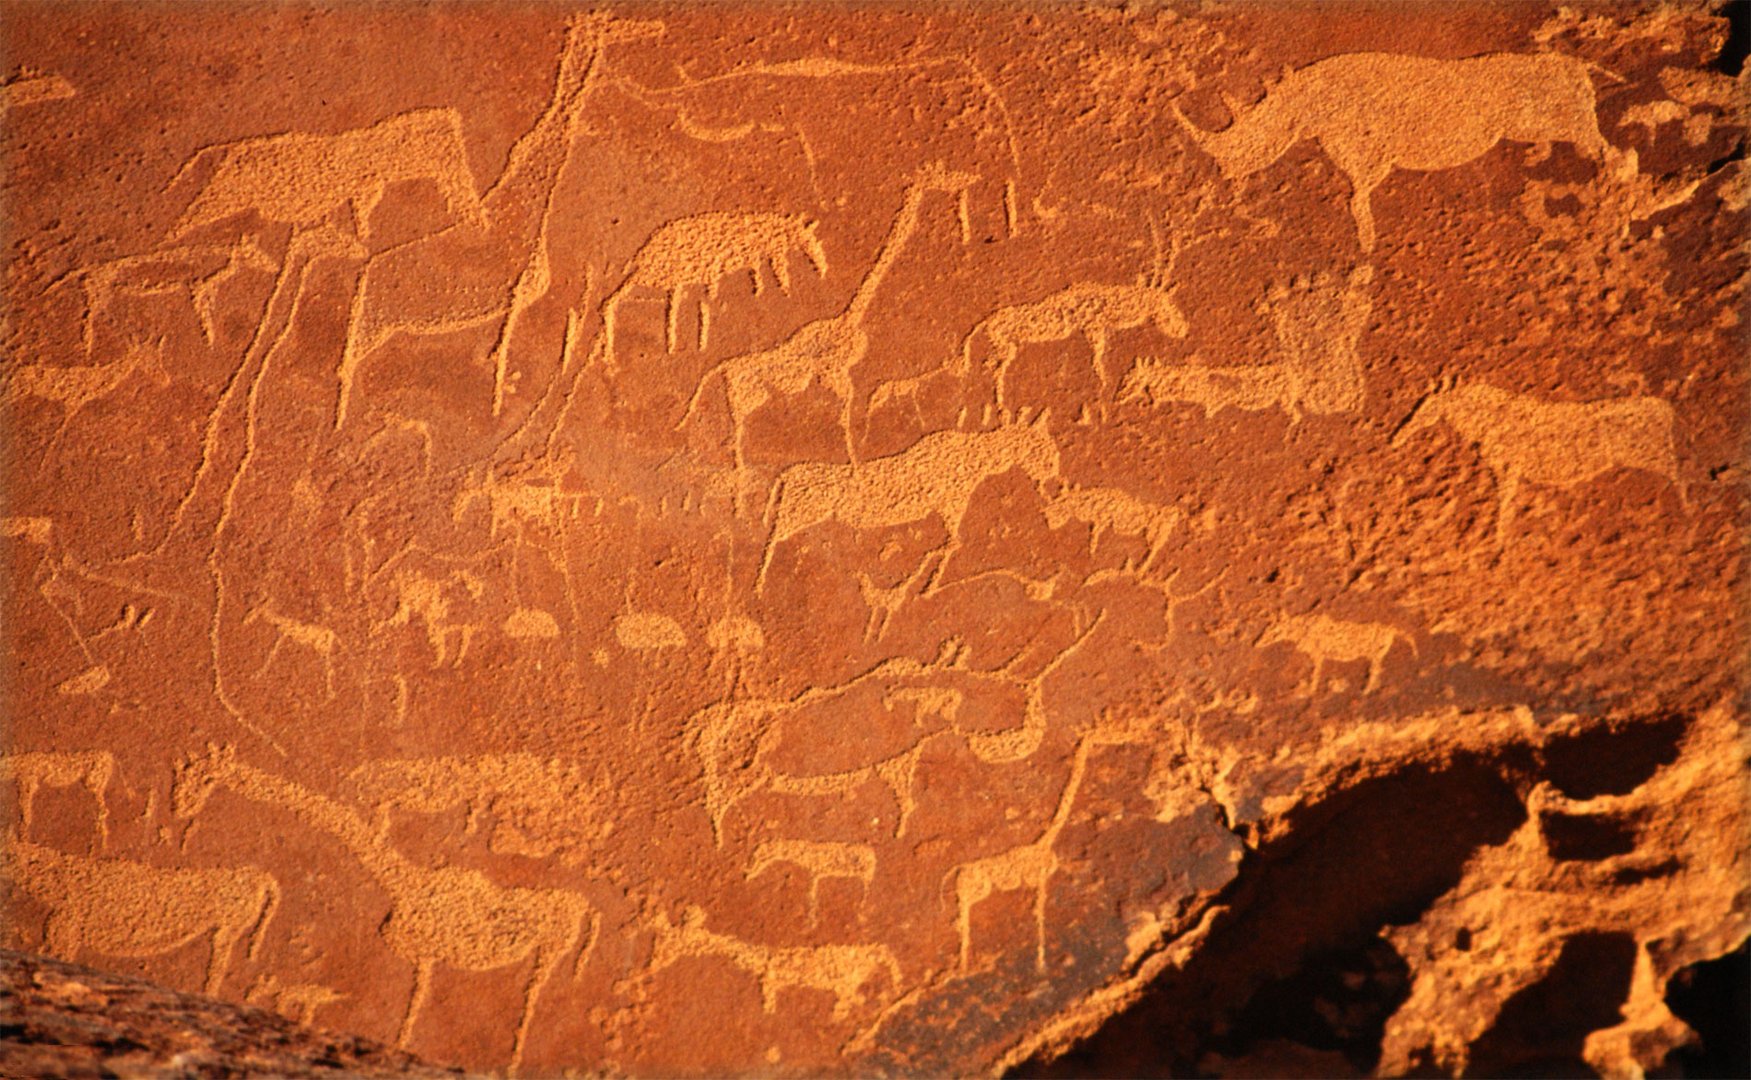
[845,183,930,323]
[481,35,602,229]
[221,762,404,885]
[1042,740,1093,846]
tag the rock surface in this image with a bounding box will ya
[1,2,1746,1077]
[0,948,461,1078]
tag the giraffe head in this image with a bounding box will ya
[171,742,235,820]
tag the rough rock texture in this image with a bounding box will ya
[0,948,461,1078]
[1,2,1747,1077]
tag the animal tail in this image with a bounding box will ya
[246,878,282,961]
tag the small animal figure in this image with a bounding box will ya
[1256,614,1417,694]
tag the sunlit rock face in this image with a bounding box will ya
[2,3,1745,1076]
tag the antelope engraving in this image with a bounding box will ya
[746,839,877,922]
[1392,380,1684,535]
[8,341,170,448]
[3,834,279,996]
[172,746,598,1073]
[649,905,901,1019]
[1256,614,1418,694]
[50,238,276,354]
[680,163,979,488]
[944,730,1099,971]
[969,262,1189,418]
[1,750,118,846]
[758,411,1061,592]
[1174,52,1611,249]
[602,211,828,358]
[244,601,338,700]
[376,567,484,668]
[345,753,607,866]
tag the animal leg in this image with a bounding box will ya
[206,923,242,996]
[665,288,681,353]
[1090,331,1111,420]
[1033,876,1050,971]
[511,949,564,1075]
[1347,165,1390,253]
[397,959,434,1049]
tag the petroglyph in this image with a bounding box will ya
[55,666,111,696]
[50,238,277,354]
[971,268,1189,418]
[0,71,75,111]
[649,905,901,1019]
[1256,614,1418,695]
[1393,380,1684,535]
[246,973,348,1026]
[334,15,661,425]
[244,601,339,699]
[1175,52,1611,249]
[746,839,877,922]
[168,108,485,241]
[7,341,170,445]
[604,212,827,358]
[2,751,118,845]
[706,614,765,653]
[3,835,279,996]
[344,753,608,864]
[1121,266,1373,421]
[759,411,1061,592]
[614,611,687,650]
[172,746,598,1071]
[1045,484,1184,573]
[377,567,484,668]
[944,731,1098,972]
[505,608,561,639]
[680,163,978,483]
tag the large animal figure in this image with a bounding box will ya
[1175,52,1611,249]
[1393,380,1683,535]
[758,412,1060,591]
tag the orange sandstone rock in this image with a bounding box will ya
[1,2,1745,1076]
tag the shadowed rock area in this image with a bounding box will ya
[1,1,1746,1076]
[0,949,461,1078]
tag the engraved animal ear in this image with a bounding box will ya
[1033,408,1051,428]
